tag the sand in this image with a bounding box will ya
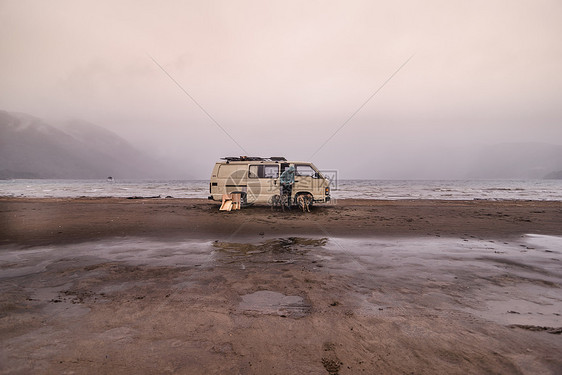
[1,198,561,374]
[2,198,562,245]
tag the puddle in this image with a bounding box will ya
[322,235,562,279]
[0,248,61,279]
[213,237,326,255]
[322,235,562,328]
[0,238,214,278]
[1,235,560,328]
[212,237,327,263]
[525,234,562,254]
[238,290,310,318]
[76,238,214,267]
[468,296,561,327]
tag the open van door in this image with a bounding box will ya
[293,163,320,199]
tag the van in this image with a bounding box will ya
[208,156,331,206]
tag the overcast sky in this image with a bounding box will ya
[1,0,561,178]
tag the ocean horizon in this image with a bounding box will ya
[1,178,561,201]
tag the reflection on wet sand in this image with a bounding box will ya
[1,235,561,374]
[212,237,327,263]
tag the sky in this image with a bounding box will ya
[1,0,561,179]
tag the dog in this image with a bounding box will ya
[269,194,284,211]
[297,194,312,212]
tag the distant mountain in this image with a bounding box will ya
[544,170,562,179]
[0,110,177,179]
[467,142,562,179]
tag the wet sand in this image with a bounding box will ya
[2,197,562,245]
[1,198,562,374]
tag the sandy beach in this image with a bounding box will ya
[1,198,561,374]
[2,198,562,245]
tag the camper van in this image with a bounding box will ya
[208,157,330,206]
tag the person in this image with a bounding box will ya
[279,165,295,207]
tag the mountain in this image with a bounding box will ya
[544,170,562,179]
[467,142,562,179]
[0,110,178,179]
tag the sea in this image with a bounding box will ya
[1,179,561,201]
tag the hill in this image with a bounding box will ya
[467,142,562,179]
[0,110,176,179]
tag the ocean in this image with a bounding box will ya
[1,179,561,201]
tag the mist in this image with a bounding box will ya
[1,0,561,179]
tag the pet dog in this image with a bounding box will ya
[297,194,312,212]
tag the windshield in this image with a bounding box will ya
[295,164,318,178]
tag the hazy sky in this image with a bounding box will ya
[1,0,561,178]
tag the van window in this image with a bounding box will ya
[295,164,316,177]
[249,164,279,178]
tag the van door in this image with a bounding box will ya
[293,164,319,198]
[247,164,280,204]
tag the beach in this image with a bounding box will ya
[2,198,562,245]
[1,198,562,374]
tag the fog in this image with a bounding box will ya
[1,0,561,179]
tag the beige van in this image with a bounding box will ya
[208,157,330,206]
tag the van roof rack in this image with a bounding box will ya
[221,156,287,162]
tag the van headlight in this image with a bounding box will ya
[325,186,330,195]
